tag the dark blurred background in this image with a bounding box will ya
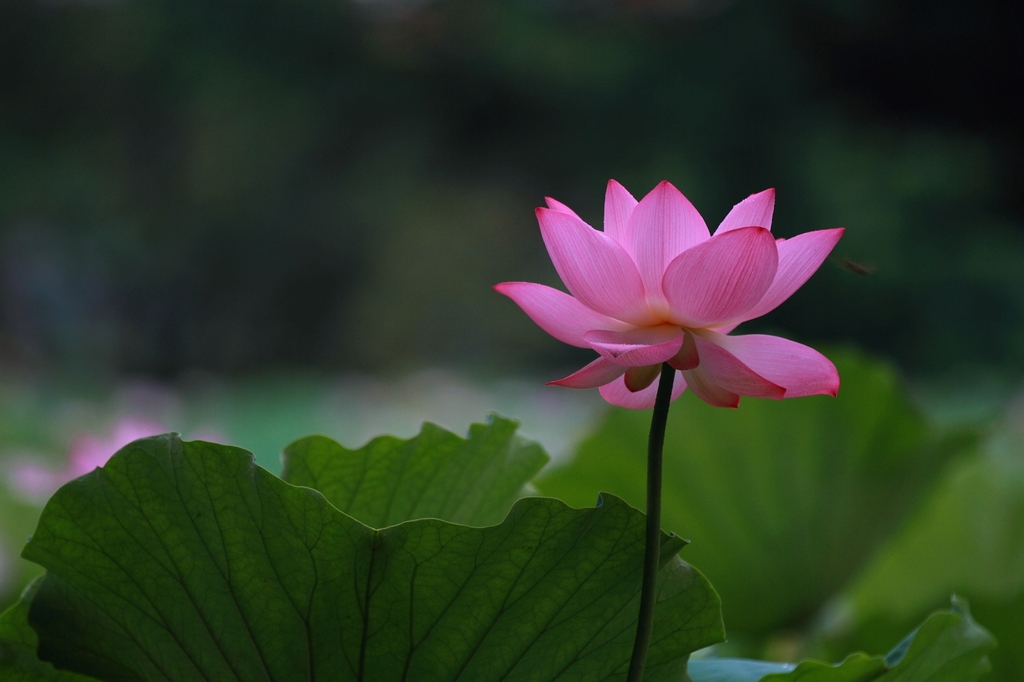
[1,0,1023,387]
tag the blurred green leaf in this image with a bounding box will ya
[689,598,994,682]
[536,350,976,633]
[823,428,1024,680]
[873,597,994,682]
[844,444,1024,617]
[20,434,723,681]
[282,415,547,528]
[0,485,44,611]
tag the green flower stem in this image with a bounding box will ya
[627,362,676,682]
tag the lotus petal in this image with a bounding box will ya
[663,226,778,327]
[494,282,632,348]
[545,196,582,219]
[548,357,626,389]
[599,370,687,409]
[736,228,844,323]
[624,181,710,306]
[680,366,740,408]
[537,207,657,326]
[584,326,685,367]
[624,365,662,392]
[707,331,840,397]
[603,179,638,244]
[690,334,785,399]
[715,188,775,234]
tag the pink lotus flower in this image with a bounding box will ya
[495,180,843,409]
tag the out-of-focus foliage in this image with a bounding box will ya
[688,598,995,682]
[536,350,975,633]
[0,489,42,609]
[816,411,1024,682]
[1,0,1022,382]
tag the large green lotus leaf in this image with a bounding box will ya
[688,597,994,682]
[822,430,1024,680]
[281,416,548,528]
[536,350,974,633]
[20,435,723,681]
[0,578,98,682]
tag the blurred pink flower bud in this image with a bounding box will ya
[6,416,224,503]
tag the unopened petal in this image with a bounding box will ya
[548,357,626,389]
[599,369,687,409]
[736,228,844,323]
[663,226,778,328]
[584,326,684,367]
[495,282,632,348]
[691,333,785,399]
[537,207,657,326]
[603,179,638,245]
[708,331,840,397]
[715,188,775,234]
[624,181,710,306]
